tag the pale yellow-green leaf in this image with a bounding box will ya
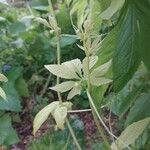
[91,60,112,77]
[53,106,67,129]
[0,73,8,82]
[0,87,6,100]
[33,101,59,135]
[45,64,78,79]
[62,59,82,78]
[111,118,150,150]
[34,17,51,28]
[48,15,59,31]
[83,56,98,78]
[90,36,101,54]
[100,0,125,20]
[50,81,75,93]
[67,85,81,100]
[62,102,73,110]
[70,0,88,28]
[90,77,112,86]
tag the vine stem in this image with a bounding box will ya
[86,90,131,150]
[48,1,81,149]
[66,119,82,150]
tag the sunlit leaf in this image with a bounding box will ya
[33,101,72,134]
[45,64,77,79]
[100,0,125,20]
[111,118,150,150]
[62,102,73,110]
[91,60,112,77]
[0,87,6,100]
[83,56,98,78]
[33,101,59,135]
[50,81,75,93]
[62,59,82,78]
[34,17,50,28]
[67,86,81,100]
[53,106,67,129]
[0,73,8,82]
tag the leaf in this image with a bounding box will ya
[90,60,112,86]
[97,1,150,91]
[33,101,59,135]
[90,77,112,86]
[53,106,67,129]
[137,2,150,70]
[56,3,72,33]
[91,85,108,109]
[0,73,8,82]
[62,102,73,110]
[110,69,149,117]
[50,81,75,93]
[83,56,98,78]
[0,82,22,112]
[91,60,112,77]
[6,67,22,82]
[0,87,6,100]
[111,0,150,91]
[45,59,82,79]
[60,35,77,48]
[70,0,88,28]
[67,86,81,100]
[32,6,49,11]
[62,59,82,78]
[9,21,26,35]
[45,64,77,79]
[100,0,125,20]
[15,77,29,97]
[91,29,116,109]
[126,93,150,126]
[0,115,19,146]
[111,118,150,150]
[89,0,102,33]
[34,17,50,28]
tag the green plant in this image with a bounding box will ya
[33,0,150,149]
[0,0,150,149]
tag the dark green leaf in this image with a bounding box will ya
[15,77,29,97]
[126,93,150,126]
[9,21,26,35]
[60,35,77,48]
[0,82,22,112]
[99,0,150,91]
[111,70,149,117]
[0,115,19,146]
